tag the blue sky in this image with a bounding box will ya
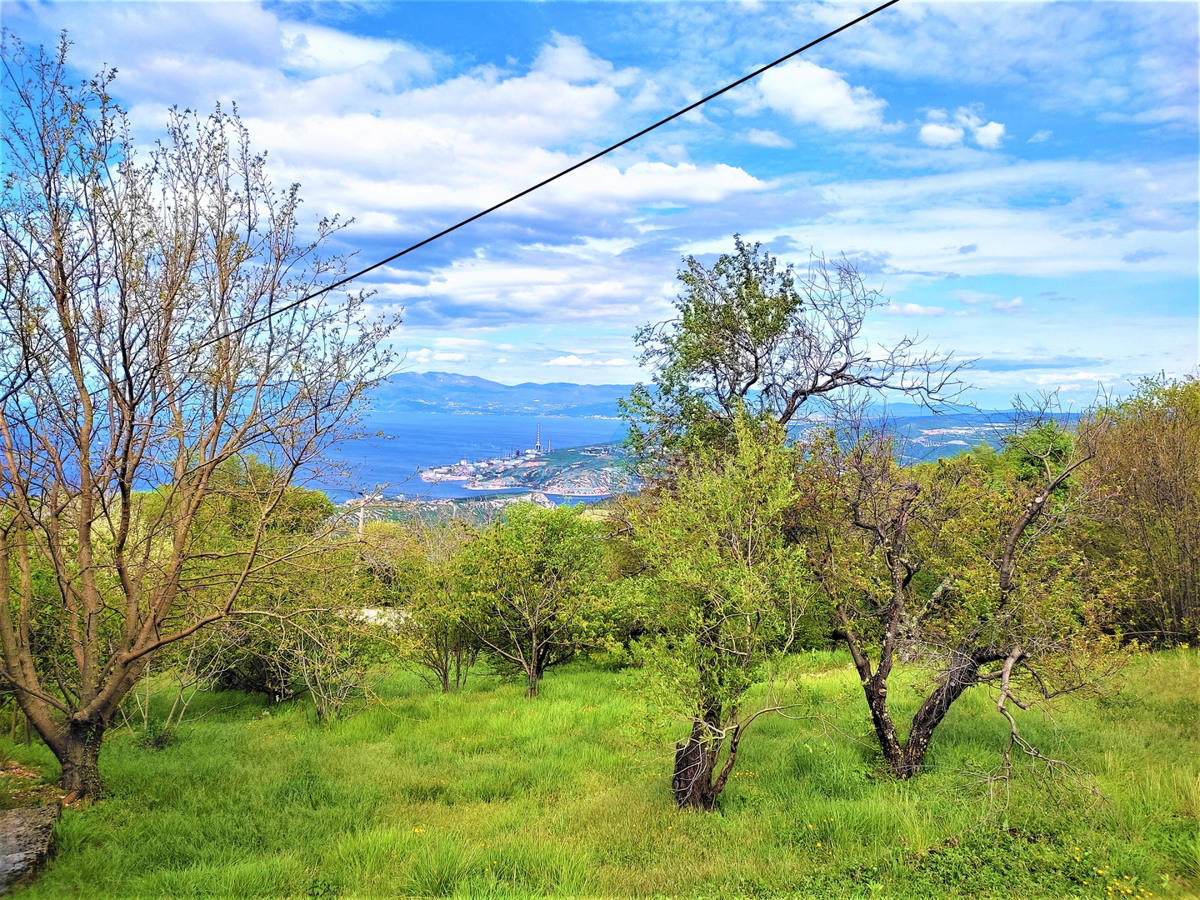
[4,0,1197,407]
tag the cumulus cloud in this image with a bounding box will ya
[755,60,889,131]
[918,121,964,148]
[973,121,1006,149]
[531,33,618,83]
[992,298,1025,314]
[280,22,435,81]
[918,107,1005,149]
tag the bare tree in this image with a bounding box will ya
[621,235,969,463]
[0,35,395,796]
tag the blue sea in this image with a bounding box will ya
[314,411,627,502]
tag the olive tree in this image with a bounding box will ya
[0,35,395,796]
[359,520,482,694]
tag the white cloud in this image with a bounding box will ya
[742,128,794,148]
[755,60,889,132]
[280,22,434,81]
[787,159,1198,280]
[950,290,1002,306]
[543,355,630,367]
[409,348,468,362]
[918,122,964,148]
[917,108,1007,150]
[531,33,618,84]
[973,121,1006,150]
[828,3,1197,129]
[433,337,490,349]
[884,302,946,317]
[993,298,1026,314]
[1028,130,1053,144]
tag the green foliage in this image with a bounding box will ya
[1088,374,1200,643]
[134,721,176,752]
[629,417,818,720]
[1000,420,1076,487]
[624,416,821,807]
[456,504,613,697]
[797,423,1128,779]
[623,236,806,459]
[361,521,482,693]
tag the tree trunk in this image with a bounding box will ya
[56,718,108,799]
[860,674,907,775]
[850,625,1008,779]
[672,720,721,810]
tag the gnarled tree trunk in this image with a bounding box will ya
[54,718,109,798]
[857,646,1008,779]
[671,702,753,811]
[672,719,722,810]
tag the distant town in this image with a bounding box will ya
[419,425,633,497]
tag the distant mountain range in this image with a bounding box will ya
[368,372,985,421]
[368,372,633,417]
[366,372,1076,463]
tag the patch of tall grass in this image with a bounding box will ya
[4,650,1196,898]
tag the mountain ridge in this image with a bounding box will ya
[369,371,636,417]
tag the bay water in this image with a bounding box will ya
[316,411,627,501]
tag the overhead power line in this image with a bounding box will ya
[198,0,900,351]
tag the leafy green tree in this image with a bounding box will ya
[621,236,966,464]
[456,504,609,698]
[623,417,819,809]
[799,423,1125,779]
[360,521,482,693]
[1087,375,1200,643]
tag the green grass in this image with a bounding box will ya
[3,650,1197,899]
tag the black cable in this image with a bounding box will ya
[196,0,900,351]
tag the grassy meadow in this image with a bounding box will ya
[3,649,1197,900]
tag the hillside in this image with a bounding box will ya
[369,372,634,418]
